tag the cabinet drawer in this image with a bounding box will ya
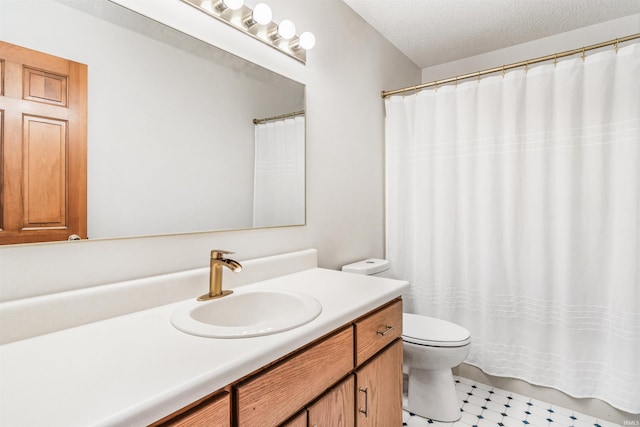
[236,326,354,426]
[354,299,402,366]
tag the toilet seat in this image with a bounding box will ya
[402,313,471,347]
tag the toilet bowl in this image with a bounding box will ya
[342,259,471,422]
[403,313,470,421]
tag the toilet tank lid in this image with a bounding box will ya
[403,313,471,346]
[341,259,390,275]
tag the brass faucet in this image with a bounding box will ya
[198,250,242,301]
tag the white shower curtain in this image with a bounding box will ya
[253,116,305,227]
[385,43,640,413]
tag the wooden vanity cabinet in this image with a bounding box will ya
[154,298,403,427]
[277,299,403,427]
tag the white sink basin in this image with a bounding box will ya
[171,289,322,338]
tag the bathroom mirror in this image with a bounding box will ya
[0,0,305,242]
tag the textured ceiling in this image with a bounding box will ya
[342,0,640,68]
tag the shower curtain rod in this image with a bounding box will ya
[253,110,305,124]
[381,33,640,98]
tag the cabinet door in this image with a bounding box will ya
[307,375,354,427]
[161,391,230,427]
[281,411,307,427]
[355,340,403,427]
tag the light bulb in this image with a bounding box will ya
[277,19,296,40]
[223,0,244,10]
[299,32,316,50]
[252,3,272,25]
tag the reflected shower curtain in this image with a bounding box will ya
[253,116,305,227]
[385,43,640,412]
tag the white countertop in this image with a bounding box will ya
[0,268,409,427]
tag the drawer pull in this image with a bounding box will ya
[358,387,369,417]
[376,324,394,336]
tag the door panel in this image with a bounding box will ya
[23,116,67,228]
[23,67,68,106]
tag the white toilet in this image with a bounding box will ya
[342,259,471,422]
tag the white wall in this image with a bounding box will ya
[422,14,640,83]
[0,0,420,301]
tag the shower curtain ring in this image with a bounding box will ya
[615,38,619,53]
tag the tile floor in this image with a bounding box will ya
[402,376,622,427]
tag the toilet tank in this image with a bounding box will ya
[341,259,391,277]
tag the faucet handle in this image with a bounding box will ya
[211,249,235,259]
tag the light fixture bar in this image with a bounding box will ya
[180,0,314,64]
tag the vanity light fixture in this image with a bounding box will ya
[200,0,215,12]
[181,0,315,63]
[220,0,244,10]
[200,0,243,12]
